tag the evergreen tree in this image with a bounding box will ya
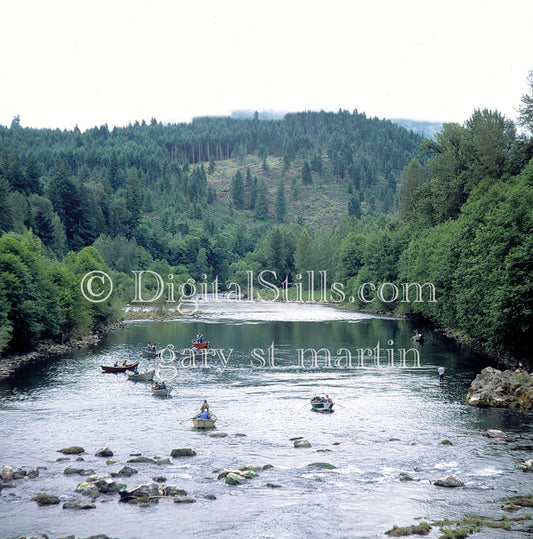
[125,166,142,231]
[254,178,269,220]
[301,161,312,185]
[275,180,286,222]
[0,176,13,232]
[348,193,362,218]
[231,170,245,209]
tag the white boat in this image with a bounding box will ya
[310,398,334,412]
[151,383,172,396]
[127,369,155,381]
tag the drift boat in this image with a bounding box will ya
[101,361,139,373]
[127,369,155,381]
[311,397,334,412]
[192,412,217,428]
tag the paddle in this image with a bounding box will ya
[179,415,197,424]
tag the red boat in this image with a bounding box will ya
[101,361,139,373]
[192,341,209,350]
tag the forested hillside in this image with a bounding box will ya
[1,93,532,363]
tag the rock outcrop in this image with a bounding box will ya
[466,367,533,410]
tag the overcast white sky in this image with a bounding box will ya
[1,0,532,131]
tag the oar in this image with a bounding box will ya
[180,415,197,424]
[334,402,347,409]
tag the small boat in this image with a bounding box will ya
[101,361,139,373]
[311,398,334,412]
[191,341,209,351]
[142,348,159,357]
[151,383,172,396]
[127,369,155,381]
[192,412,217,428]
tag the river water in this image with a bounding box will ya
[0,298,532,538]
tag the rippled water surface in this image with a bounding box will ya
[1,299,532,538]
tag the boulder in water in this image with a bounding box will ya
[63,497,96,509]
[466,367,533,410]
[33,492,60,506]
[95,447,114,458]
[293,439,311,448]
[434,474,464,487]
[59,446,85,455]
[170,448,196,458]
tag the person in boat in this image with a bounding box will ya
[200,410,210,420]
[438,366,445,384]
[113,361,118,367]
[151,343,156,351]
[320,396,327,403]
[200,400,209,412]
[312,396,321,402]
[152,382,160,390]
[160,381,166,389]
[147,341,152,350]
[133,366,139,374]
[198,334,204,343]
[326,395,333,403]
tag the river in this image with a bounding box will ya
[0,298,532,538]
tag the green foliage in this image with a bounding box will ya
[518,70,533,133]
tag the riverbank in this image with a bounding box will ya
[0,321,125,381]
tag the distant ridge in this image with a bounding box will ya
[391,118,443,139]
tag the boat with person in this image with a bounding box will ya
[101,361,139,373]
[151,381,172,396]
[311,395,335,412]
[127,368,155,381]
[192,412,217,428]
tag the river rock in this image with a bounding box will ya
[520,459,533,472]
[225,472,245,485]
[1,466,14,481]
[466,367,533,410]
[59,446,85,455]
[75,481,100,498]
[241,464,262,472]
[209,432,228,438]
[127,456,156,464]
[27,466,40,478]
[33,492,60,506]
[119,482,160,503]
[294,439,311,448]
[159,485,187,497]
[173,495,196,503]
[307,462,337,470]
[63,497,96,509]
[266,483,282,488]
[434,474,464,487]
[64,467,95,476]
[152,475,167,483]
[171,448,196,458]
[113,466,138,477]
[95,447,114,457]
[91,474,120,493]
[237,469,257,479]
